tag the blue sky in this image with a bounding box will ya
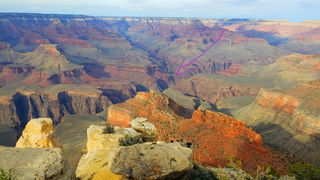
[0,0,319,22]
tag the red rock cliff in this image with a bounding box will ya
[107,91,296,174]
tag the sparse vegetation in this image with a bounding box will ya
[226,155,241,170]
[255,166,280,180]
[103,124,115,134]
[176,139,193,148]
[119,135,145,146]
[287,163,320,180]
[0,168,14,180]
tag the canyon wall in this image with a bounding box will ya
[234,80,320,165]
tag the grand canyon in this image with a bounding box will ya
[0,11,319,180]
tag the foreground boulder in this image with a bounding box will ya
[109,142,193,180]
[16,118,58,148]
[0,146,63,180]
[76,125,140,180]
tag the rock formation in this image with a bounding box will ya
[109,142,193,179]
[0,87,112,126]
[163,88,216,116]
[173,75,259,104]
[15,44,82,73]
[0,42,20,64]
[77,118,195,180]
[130,117,158,140]
[15,117,58,148]
[257,53,320,90]
[0,146,63,180]
[107,91,297,174]
[234,80,320,166]
[76,125,140,180]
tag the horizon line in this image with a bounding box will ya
[0,11,319,23]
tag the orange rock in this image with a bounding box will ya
[256,89,299,115]
[107,106,133,127]
[191,109,204,124]
[107,91,296,175]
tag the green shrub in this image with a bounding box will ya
[265,167,280,178]
[0,168,14,180]
[226,155,241,170]
[103,124,115,134]
[119,135,145,146]
[288,163,320,180]
[255,166,280,180]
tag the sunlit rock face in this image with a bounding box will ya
[15,117,58,148]
[76,125,140,180]
[109,142,193,180]
[0,146,63,180]
[107,91,296,175]
[235,80,320,166]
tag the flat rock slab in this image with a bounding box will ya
[0,146,63,180]
[109,142,193,180]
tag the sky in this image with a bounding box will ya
[0,0,319,22]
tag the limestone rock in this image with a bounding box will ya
[209,167,253,180]
[86,125,140,152]
[130,117,158,139]
[16,118,58,148]
[109,142,193,179]
[0,146,63,180]
[76,150,124,180]
[76,125,139,180]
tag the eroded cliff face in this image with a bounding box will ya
[125,20,290,76]
[107,91,297,175]
[0,90,111,127]
[234,80,320,166]
[173,75,259,104]
[0,81,151,130]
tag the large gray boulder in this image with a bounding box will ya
[109,142,193,179]
[0,146,63,180]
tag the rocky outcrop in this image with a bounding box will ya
[76,125,140,180]
[0,42,20,64]
[163,88,216,116]
[109,142,193,179]
[256,54,320,90]
[77,120,195,180]
[174,75,259,104]
[234,80,320,166]
[107,91,297,174]
[103,63,171,91]
[130,117,158,140]
[16,44,83,73]
[16,118,57,148]
[0,146,63,180]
